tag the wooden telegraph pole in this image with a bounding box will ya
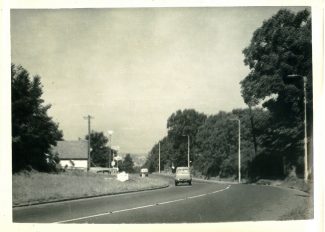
[84,115,93,172]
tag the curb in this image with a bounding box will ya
[13,184,169,208]
[251,182,311,195]
[192,178,238,185]
[154,173,238,185]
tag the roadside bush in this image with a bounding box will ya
[133,166,141,174]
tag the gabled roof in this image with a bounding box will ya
[52,140,88,159]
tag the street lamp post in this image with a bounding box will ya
[287,74,308,183]
[112,145,120,170]
[158,142,161,173]
[182,135,190,168]
[230,118,241,183]
[107,130,114,168]
[187,135,190,168]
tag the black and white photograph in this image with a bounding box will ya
[1,0,324,231]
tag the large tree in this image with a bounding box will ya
[194,109,268,179]
[145,108,270,179]
[145,136,174,173]
[167,109,207,167]
[85,131,114,167]
[12,64,63,172]
[194,112,237,178]
[240,9,312,176]
[120,154,135,173]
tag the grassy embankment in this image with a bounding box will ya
[12,170,169,206]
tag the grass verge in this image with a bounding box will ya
[255,177,314,220]
[12,170,169,206]
[279,197,314,220]
[255,176,313,193]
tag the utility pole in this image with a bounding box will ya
[84,115,93,172]
[287,74,308,183]
[158,142,161,173]
[107,130,114,169]
[182,135,190,168]
[230,118,241,183]
[238,119,241,183]
[303,76,308,183]
[187,135,190,168]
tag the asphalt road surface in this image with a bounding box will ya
[13,176,311,223]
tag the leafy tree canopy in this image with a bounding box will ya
[120,154,135,173]
[145,136,174,172]
[85,131,115,167]
[12,64,63,172]
[167,109,207,167]
[241,9,311,109]
[241,9,312,175]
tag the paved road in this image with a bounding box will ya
[13,176,311,223]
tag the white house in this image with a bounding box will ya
[52,140,88,170]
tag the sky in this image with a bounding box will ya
[11,6,307,154]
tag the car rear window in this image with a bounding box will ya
[176,169,189,174]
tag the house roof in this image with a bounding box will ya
[52,140,88,159]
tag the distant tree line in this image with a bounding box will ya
[144,9,312,181]
[85,131,135,173]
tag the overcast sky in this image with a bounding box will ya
[11,6,307,154]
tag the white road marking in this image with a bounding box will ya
[157,198,185,205]
[188,194,207,199]
[211,185,231,194]
[111,204,156,213]
[53,184,231,224]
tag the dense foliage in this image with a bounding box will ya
[144,9,312,181]
[144,108,270,180]
[119,154,135,173]
[167,109,207,167]
[241,9,312,177]
[85,131,115,167]
[85,131,135,172]
[12,64,63,172]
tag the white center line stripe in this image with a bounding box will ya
[188,194,207,199]
[53,185,231,224]
[158,198,185,205]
